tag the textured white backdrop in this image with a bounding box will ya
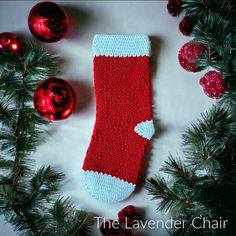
[0,1,214,236]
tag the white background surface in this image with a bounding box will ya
[0,1,214,236]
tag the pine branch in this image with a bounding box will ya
[182,0,236,19]
[146,177,194,214]
[192,10,231,68]
[0,158,14,170]
[219,79,236,113]
[70,211,93,236]
[148,1,236,235]
[50,198,93,236]
[29,166,64,202]
[160,155,195,188]
[0,40,93,236]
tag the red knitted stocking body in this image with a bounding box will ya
[82,35,154,203]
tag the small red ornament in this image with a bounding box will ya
[28,1,69,43]
[0,32,21,54]
[118,205,141,228]
[178,42,208,72]
[100,220,122,236]
[33,78,76,121]
[179,16,196,36]
[100,220,133,236]
[167,0,182,17]
[119,229,134,236]
[200,71,226,99]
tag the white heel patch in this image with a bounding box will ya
[134,120,155,140]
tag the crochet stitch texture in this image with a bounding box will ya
[82,35,154,203]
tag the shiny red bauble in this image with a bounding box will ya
[178,42,208,72]
[167,0,182,17]
[179,16,196,36]
[33,78,76,121]
[100,220,133,236]
[100,220,122,236]
[28,1,69,42]
[118,205,141,228]
[0,32,21,54]
[200,71,226,99]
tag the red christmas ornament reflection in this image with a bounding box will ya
[200,71,226,99]
[178,42,208,72]
[28,1,69,42]
[0,32,21,54]
[33,78,76,121]
[179,16,196,36]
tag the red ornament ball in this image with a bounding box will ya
[178,42,208,72]
[179,16,196,36]
[0,32,21,54]
[33,78,76,121]
[167,0,182,17]
[118,205,141,228]
[119,229,134,236]
[100,220,133,236]
[100,220,122,236]
[28,1,69,42]
[200,71,226,99]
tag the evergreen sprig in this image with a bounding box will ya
[146,1,236,235]
[0,41,92,235]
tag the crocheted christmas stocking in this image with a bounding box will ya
[82,35,155,203]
